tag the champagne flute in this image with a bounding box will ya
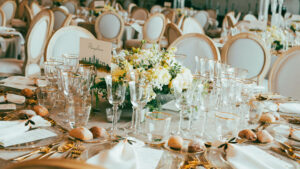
[129,81,151,134]
[105,75,126,137]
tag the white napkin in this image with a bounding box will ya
[0,31,25,44]
[0,115,52,147]
[1,83,36,90]
[267,124,300,141]
[87,141,138,169]
[226,144,293,169]
[278,103,300,114]
[0,104,16,110]
[0,76,35,85]
[3,94,26,104]
[87,140,163,169]
[162,100,179,112]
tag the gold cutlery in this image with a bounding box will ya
[11,143,58,161]
[65,141,85,159]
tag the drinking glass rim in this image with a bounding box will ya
[44,61,63,66]
[215,112,239,120]
[146,112,172,120]
[63,54,79,59]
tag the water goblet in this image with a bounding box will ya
[105,75,126,137]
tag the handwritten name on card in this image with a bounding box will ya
[79,38,112,77]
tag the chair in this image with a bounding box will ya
[269,46,300,100]
[30,1,42,16]
[206,9,217,19]
[41,0,53,7]
[4,159,104,169]
[0,9,54,77]
[150,5,162,14]
[59,6,69,13]
[95,11,124,49]
[63,0,77,14]
[53,8,72,32]
[0,0,16,25]
[45,26,95,62]
[176,15,184,29]
[16,0,28,19]
[127,3,137,14]
[131,7,148,21]
[222,11,237,29]
[0,9,6,26]
[181,17,204,35]
[165,23,182,46]
[162,8,175,23]
[193,11,209,30]
[24,4,33,27]
[221,33,270,85]
[125,13,166,49]
[168,33,220,73]
[243,14,257,22]
[115,3,123,11]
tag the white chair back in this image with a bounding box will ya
[150,5,162,14]
[168,33,220,73]
[269,46,300,100]
[131,8,148,21]
[0,0,16,25]
[24,9,54,77]
[59,6,69,13]
[63,1,77,14]
[53,8,70,31]
[243,14,257,22]
[95,11,124,44]
[45,26,95,62]
[221,33,270,85]
[165,23,182,45]
[143,13,166,43]
[181,17,204,34]
[0,9,6,26]
[193,11,209,30]
[31,2,42,16]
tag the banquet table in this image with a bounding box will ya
[0,79,299,169]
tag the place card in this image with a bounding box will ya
[0,104,16,110]
[0,129,57,147]
[94,0,105,8]
[164,2,172,7]
[79,38,112,77]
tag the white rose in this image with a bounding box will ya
[156,67,171,86]
[171,68,193,93]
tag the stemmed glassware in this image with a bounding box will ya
[129,80,151,134]
[105,75,126,137]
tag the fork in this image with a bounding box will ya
[65,141,84,159]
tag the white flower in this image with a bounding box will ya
[153,66,171,86]
[171,68,193,93]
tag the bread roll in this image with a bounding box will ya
[33,105,49,117]
[259,113,275,123]
[69,127,93,141]
[89,126,108,139]
[238,129,257,141]
[168,136,183,150]
[21,88,34,97]
[257,130,273,143]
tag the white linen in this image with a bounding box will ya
[87,141,138,169]
[6,94,25,104]
[87,140,163,169]
[226,144,293,169]
[0,76,35,85]
[0,30,25,45]
[0,104,16,110]
[279,103,300,114]
[267,124,300,141]
[0,115,52,147]
[162,100,179,112]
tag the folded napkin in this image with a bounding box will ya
[267,125,300,141]
[226,144,293,169]
[0,76,35,85]
[87,140,163,169]
[0,104,16,110]
[0,94,25,104]
[278,103,300,114]
[87,141,138,169]
[0,115,52,147]
[162,100,179,112]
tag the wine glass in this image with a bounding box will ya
[105,75,126,137]
[129,80,151,134]
[76,64,96,100]
[63,54,79,72]
[44,61,63,87]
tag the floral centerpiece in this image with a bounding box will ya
[91,5,116,17]
[92,44,193,111]
[266,26,285,51]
